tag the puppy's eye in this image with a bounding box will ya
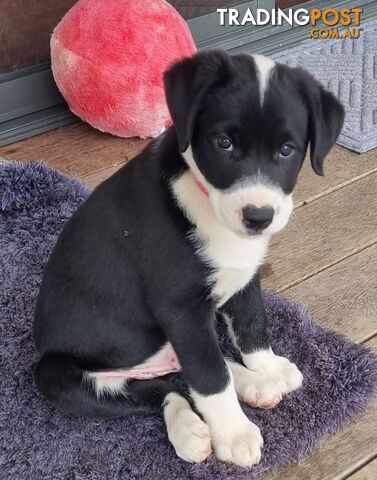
[280,144,295,157]
[217,136,233,151]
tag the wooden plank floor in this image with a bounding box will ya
[1,123,376,479]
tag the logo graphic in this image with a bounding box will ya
[308,7,363,39]
[217,7,363,39]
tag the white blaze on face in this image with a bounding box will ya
[251,53,275,104]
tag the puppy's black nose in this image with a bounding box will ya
[242,205,274,231]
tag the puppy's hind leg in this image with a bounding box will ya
[163,392,212,463]
[36,353,211,463]
[35,352,179,417]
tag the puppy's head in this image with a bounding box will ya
[164,50,344,238]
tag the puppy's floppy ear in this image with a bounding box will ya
[164,50,232,152]
[296,69,345,176]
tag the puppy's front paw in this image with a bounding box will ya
[233,351,303,408]
[212,419,263,468]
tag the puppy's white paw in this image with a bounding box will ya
[245,350,303,392]
[164,393,211,463]
[213,418,263,468]
[228,351,303,409]
[168,409,212,463]
[190,372,263,468]
[229,363,281,408]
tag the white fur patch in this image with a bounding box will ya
[85,373,126,397]
[163,392,212,463]
[237,349,303,407]
[191,369,263,467]
[223,313,238,346]
[173,155,270,306]
[251,54,275,104]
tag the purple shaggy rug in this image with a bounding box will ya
[1,160,377,480]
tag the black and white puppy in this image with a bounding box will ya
[34,50,344,467]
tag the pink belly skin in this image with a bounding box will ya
[91,343,182,381]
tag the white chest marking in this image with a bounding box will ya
[172,171,269,307]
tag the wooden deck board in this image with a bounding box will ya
[280,243,377,342]
[0,123,149,178]
[348,457,377,479]
[294,147,377,207]
[83,164,125,188]
[263,172,377,292]
[261,336,377,480]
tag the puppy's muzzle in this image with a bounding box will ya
[242,205,274,233]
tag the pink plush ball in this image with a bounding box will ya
[51,0,196,138]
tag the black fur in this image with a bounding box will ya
[34,50,344,417]
[222,273,269,354]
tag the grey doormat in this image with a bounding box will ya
[271,20,377,153]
